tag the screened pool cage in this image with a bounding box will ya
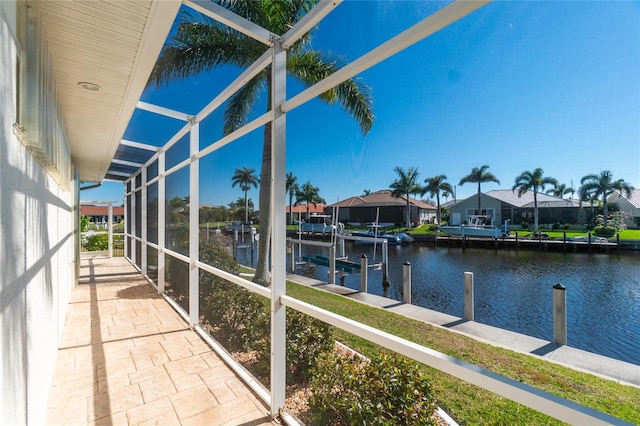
[117,1,617,423]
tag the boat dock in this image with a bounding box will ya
[287,273,640,388]
[427,234,625,253]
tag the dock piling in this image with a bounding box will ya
[464,272,474,321]
[553,283,567,345]
[403,261,411,304]
[360,255,368,293]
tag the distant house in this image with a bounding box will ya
[608,189,640,229]
[446,190,584,228]
[285,203,329,221]
[326,190,437,226]
[81,205,125,225]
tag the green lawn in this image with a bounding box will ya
[407,224,640,241]
[286,281,640,425]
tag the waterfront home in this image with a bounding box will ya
[80,204,125,227]
[1,1,626,424]
[327,190,437,226]
[447,190,584,228]
[608,189,640,229]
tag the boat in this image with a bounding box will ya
[438,215,510,238]
[298,214,337,235]
[352,223,413,245]
[225,221,255,233]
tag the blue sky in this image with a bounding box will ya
[82,0,640,207]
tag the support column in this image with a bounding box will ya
[158,151,166,294]
[270,40,287,418]
[189,122,200,326]
[108,202,113,258]
[141,168,147,273]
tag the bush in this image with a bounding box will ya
[308,350,437,425]
[199,235,269,351]
[552,222,561,230]
[202,281,268,351]
[256,309,334,385]
[593,226,616,238]
[520,221,529,230]
[85,234,108,251]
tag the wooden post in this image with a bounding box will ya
[288,241,295,273]
[329,245,336,285]
[464,272,474,321]
[403,262,411,304]
[360,254,368,293]
[553,283,567,345]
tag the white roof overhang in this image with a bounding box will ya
[31,0,181,182]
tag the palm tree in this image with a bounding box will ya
[458,165,500,215]
[512,168,558,233]
[148,2,374,285]
[295,181,325,219]
[231,166,259,223]
[286,172,299,225]
[545,183,575,199]
[363,189,372,196]
[390,166,422,229]
[579,170,634,227]
[424,175,454,225]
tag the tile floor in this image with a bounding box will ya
[46,257,277,425]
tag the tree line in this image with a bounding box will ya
[389,165,634,233]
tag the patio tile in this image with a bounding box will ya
[46,257,277,425]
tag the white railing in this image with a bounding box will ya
[119,1,633,423]
[124,240,630,426]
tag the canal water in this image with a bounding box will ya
[236,241,640,366]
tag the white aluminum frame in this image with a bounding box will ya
[119,1,631,424]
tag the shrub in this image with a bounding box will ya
[256,309,334,385]
[202,281,268,351]
[308,350,437,425]
[552,222,561,230]
[520,221,529,230]
[85,234,108,251]
[593,226,616,238]
[199,234,269,351]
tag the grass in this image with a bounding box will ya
[406,224,640,241]
[286,280,640,425]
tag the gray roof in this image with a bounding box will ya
[609,189,640,209]
[485,189,581,208]
[329,190,436,210]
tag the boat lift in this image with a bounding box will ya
[287,233,389,286]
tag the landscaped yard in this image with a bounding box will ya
[286,281,640,425]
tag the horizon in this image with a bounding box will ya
[82,1,639,209]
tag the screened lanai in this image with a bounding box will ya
[3,0,636,424]
[113,1,629,424]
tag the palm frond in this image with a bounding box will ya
[288,50,374,135]
[223,72,268,135]
[147,16,264,89]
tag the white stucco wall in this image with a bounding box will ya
[1,3,76,424]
